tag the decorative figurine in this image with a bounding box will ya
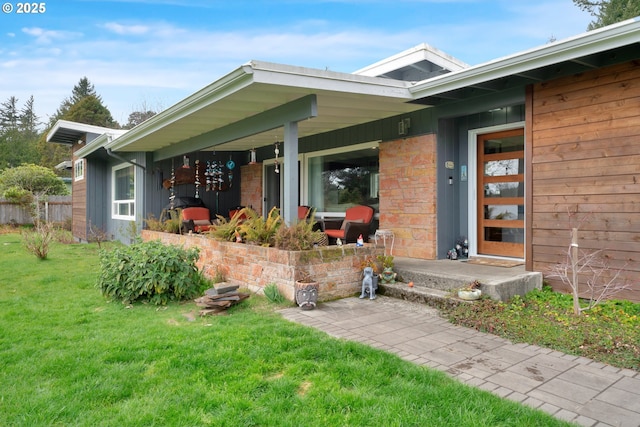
[360,267,376,300]
[295,283,318,310]
[380,267,397,284]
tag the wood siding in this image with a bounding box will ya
[530,60,640,301]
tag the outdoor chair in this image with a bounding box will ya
[322,205,374,244]
[228,206,247,221]
[298,205,312,220]
[182,207,213,233]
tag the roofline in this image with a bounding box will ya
[106,64,255,152]
[105,60,414,153]
[410,17,640,98]
[354,42,469,77]
[46,119,124,143]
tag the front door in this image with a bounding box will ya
[477,128,525,258]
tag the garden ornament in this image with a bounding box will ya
[360,267,376,300]
[295,283,318,310]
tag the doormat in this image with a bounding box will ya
[465,257,524,268]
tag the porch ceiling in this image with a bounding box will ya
[108,61,423,156]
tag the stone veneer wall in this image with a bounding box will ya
[378,134,437,259]
[142,230,383,302]
[240,163,263,215]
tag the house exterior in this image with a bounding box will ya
[48,18,640,301]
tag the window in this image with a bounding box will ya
[112,164,135,220]
[307,143,379,213]
[74,159,84,181]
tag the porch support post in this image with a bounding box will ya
[282,121,299,225]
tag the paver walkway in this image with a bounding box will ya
[279,296,640,427]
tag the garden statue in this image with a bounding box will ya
[360,267,376,300]
[380,267,397,284]
[295,282,318,310]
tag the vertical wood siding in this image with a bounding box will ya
[530,60,640,301]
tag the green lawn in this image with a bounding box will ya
[0,232,572,426]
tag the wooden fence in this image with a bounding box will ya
[0,196,72,225]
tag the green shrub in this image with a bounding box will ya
[97,240,204,305]
[274,211,324,251]
[238,206,282,246]
[263,283,285,303]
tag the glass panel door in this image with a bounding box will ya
[477,129,525,258]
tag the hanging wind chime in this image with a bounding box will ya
[226,155,235,187]
[194,159,200,198]
[274,141,280,174]
[169,158,176,209]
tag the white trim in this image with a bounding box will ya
[73,158,84,181]
[467,122,525,258]
[111,163,136,221]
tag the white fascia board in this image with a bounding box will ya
[354,43,469,77]
[46,119,121,143]
[106,65,255,152]
[410,18,640,98]
[248,60,414,98]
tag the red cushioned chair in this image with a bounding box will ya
[182,207,213,233]
[228,206,247,221]
[322,205,374,244]
[298,205,312,220]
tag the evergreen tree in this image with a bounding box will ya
[574,0,640,30]
[50,76,99,126]
[65,95,117,128]
[19,96,40,136]
[0,96,40,169]
[39,77,119,168]
[0,96,19,132]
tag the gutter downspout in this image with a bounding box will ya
[105,148,146,171]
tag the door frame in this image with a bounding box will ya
[467,121,525,259]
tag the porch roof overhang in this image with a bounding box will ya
[47,120,126,146]
[410,17,640,105]
[79,61,422,161]
[72,18,640,161]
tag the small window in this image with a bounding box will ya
[74,159,84,181]
[112,164,135,220]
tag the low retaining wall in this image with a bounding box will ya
[141,230,384,302]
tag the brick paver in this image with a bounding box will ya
[280,296,640,427]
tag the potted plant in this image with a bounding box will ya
[378,254,397,284]
[457,280,482,300]
[295,270,319,310]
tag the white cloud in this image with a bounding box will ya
[102,22,151,35]
[21,27,83,44]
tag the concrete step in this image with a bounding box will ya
[377,281,458,310]
[387,257,543,302]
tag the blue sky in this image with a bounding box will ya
[1,0,593,126]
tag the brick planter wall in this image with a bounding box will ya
[378,134,438,259]
[142,230,384,302]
